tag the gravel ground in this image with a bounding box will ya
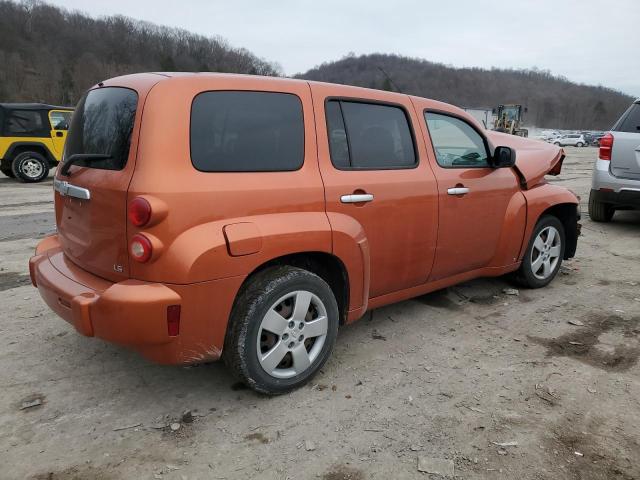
[1,147,639,480]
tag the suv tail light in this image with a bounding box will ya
[598,133,614,161]
[128,197,152,227]
[130,234,152,262]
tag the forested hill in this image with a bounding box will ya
[297,53,633,130]
[0,1,280,105]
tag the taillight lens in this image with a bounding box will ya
[130,234,152,262]
[598,133,614,161]
[128,197,152,227]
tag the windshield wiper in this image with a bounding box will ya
[60,154,112,176]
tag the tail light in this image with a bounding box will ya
[130,234,152,262]
[128,197,152,227]
[167,305,181,336]
[598,133,614,161]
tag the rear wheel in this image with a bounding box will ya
[514,215,565,288]
[553,141,561,146]
[12,151,49,183]
[588,191,614,222]
[224,266,339,395]
[577,142,584,147]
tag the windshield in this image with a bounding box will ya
[65,87,138,171]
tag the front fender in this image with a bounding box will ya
[520,183,579,260]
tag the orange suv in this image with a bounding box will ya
[29,73,580,394]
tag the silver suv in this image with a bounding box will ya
[588,99,640,222]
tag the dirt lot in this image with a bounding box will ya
[1,147,639,480]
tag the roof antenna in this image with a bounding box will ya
[377,66,402,93]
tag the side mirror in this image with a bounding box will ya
[492,146,516,168]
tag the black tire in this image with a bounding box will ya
[224,266,339,395]
[588,191,614,222]
[514,215,565,289]
[577,142,584,147]
[12,151,50,183]
[553,142,561,146]
[0,166,15,178]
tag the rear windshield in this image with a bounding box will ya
[190,91,304,172]
[65,87,138,171]
[612,103,640,133]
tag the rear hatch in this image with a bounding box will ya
[610,101,640,180]
[54,75,163,282]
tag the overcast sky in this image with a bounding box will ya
[48,0,640,97]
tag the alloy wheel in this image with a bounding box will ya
[530,226,561,280]
[21,158,44,179]
[256,290,328,379]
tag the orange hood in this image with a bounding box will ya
[486,131,565,190]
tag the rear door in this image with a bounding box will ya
[611,102,640,180]
[55,75,163,281]
[311,84,438,298]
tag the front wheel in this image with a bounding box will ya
[514,215,565,288]
[553,142,561,146]
[224,266,339,395]
[577,142,584,147]
[12,151,50,183]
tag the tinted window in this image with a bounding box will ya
[65,87,138,171]
[5,110,46,136]
[191,91,304,172]
[614,104,640,133]
[326,100,415,169]
[425,112,489,168]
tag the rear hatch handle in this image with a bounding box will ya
[54,179,91,200]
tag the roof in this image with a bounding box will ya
[0,103,74,111]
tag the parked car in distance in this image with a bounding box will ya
[0,103,73,182]
[29,73,580,394]
[589,99,640,221]
[553,133,587,147]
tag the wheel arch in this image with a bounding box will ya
[6,142,57,166]
[520,184,580,261]
[237,252,350,325]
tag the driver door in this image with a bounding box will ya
[421,111,522,281]
[48,110,71,158]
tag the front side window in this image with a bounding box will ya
[65,87,138,171]
[326,100,416,169]
[5,110,46,136]
[425,112,489,168]
[190,91,304,172]
[49,111,72,130]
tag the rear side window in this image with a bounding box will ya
[190,91,304,172]
[5,110,47,136]
[613,104,640,133]
[425,112,489,168]
[326,100,416,169]
[65,87,138,171]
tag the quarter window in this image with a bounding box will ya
[614,104,640,133]
[5,110,46,136]
[190,91,304,172]
[425,112,489,168]
[326,100,416,169]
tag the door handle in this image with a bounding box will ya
[447,187,470,196]
[340,193,374,204]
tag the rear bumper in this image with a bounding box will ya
[29,235,244,364]
[590,188,640,209]
[592,158,640,193]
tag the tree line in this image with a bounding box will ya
[0,2,633,130]
[0,0,280,105]
[297,53,634,130]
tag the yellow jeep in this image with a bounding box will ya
[0,103,73,182]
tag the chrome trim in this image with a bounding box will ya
[447,187,470,195]
[54,179,91,200]
[340,194,374,204]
